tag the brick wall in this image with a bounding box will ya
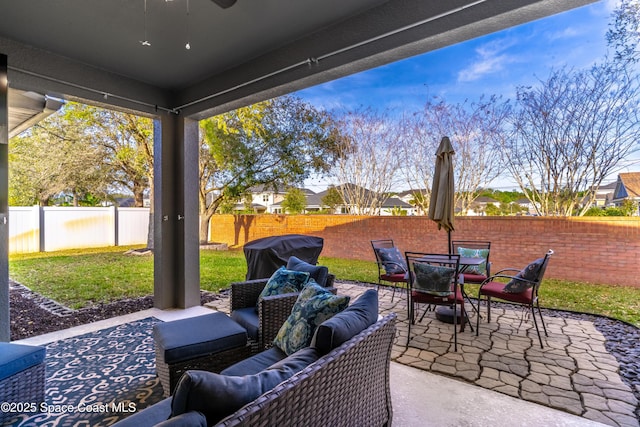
[209,215,640,287]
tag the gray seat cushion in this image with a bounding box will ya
[220,347,287,376]
[230,307,259,341]
[154,312,247,364]
[0,343,46,381]
[111,397,172,427]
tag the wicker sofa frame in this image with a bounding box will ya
[215,313,396,427]
[230,274,335,353]
[155,342,251,397]
[0,363,46,424]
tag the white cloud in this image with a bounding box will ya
[547,26,581,41]
[457,53,511,82]
[457,38,517,82]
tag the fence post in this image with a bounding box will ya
[113,206,119,247]
[38,205,44,252]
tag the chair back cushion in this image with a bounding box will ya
[273,281,350,355]
[257,266,310,308]
[171,347,319,425]
[311,289,378,355]
[375,247,407,274]
[456,247,489,275]
[504,257,544,293]
[413,263,455,296]
[286,256,329,287]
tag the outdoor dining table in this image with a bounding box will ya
[415,254,485,327]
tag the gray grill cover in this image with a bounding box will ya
[243,234,324,280]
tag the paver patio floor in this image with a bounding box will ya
[208,281,639,427]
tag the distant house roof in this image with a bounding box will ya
[613,172,640,201]
[473,196,499,204]
[396,189,427,198]
[248,184,315,195]
[381,197,413,208]
[304,191,331,208]
[233,203,266,211]
[514,198,532,205]
[590,182,618,192]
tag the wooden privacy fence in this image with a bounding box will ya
[208,214,640,287]
[9,206,150,253]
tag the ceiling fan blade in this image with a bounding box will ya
[212,0,237,8]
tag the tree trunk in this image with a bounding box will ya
[133,184,145,207]
[146,182,154,250]
[199,211,213,244]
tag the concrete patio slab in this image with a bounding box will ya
[391,362,606,426]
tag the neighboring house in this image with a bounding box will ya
[273,184,416,215]
[396,189,428,215]
[114,197,136,207]
[587,181,617,208]
[246,184,315,214]
[300,190,332,213]
[514,198,537,215]
[611,172,640,215]
[232,202,268,213]
[379,197,416,216]
[466,196,500,216]
[329,183,416,215]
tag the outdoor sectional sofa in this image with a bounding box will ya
[113,290,396,427]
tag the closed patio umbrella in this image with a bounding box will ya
[428,136,455,251]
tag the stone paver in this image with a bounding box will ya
[206,281,639,427]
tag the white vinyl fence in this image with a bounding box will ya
[9,206,150,253]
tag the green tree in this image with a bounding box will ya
[9,105,110,206]
[65,103,154,207]
[583,207,604,216]
[198,95,340,242]
[389,206,407,216]
[281,188,307,214]
[406,191,428,215]
[320,186,343,213]
[620,199,639,216]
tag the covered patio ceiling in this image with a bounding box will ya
[1,0,595,120]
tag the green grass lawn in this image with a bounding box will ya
[9,246,640,327]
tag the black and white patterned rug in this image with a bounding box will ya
[6,317,165,427]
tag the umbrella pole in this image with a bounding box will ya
[448,230,452,254]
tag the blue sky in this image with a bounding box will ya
[297,2,612,111]
[296,1,638,191]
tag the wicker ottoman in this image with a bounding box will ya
[0,343,46,424]
[154,312,250,396]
